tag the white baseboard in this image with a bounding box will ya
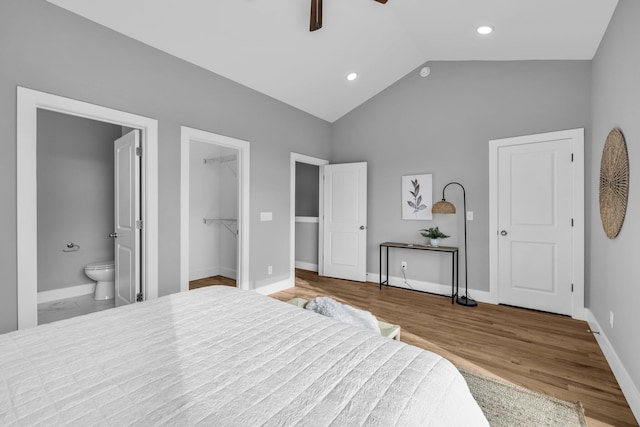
[366,272,494,304]
[38,283,96,304]
[295,261,318,272]
[254,276,293,295]
[586,309,640,423]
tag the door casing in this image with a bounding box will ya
[16,86,159,329]
[489,128,585,319]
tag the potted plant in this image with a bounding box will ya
[419,227,449,247]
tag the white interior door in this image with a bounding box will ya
[497,137,573,315]
[322,162,367,282]
[114,130,141,307]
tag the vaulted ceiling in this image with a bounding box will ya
[47,0,618,122]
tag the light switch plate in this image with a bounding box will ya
[260,212,273,221]
[467,211,474,221]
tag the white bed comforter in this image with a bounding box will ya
[0,286,488,426]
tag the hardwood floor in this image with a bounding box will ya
[189,275,236,290]
[270,269,637,427]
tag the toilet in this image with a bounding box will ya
[84,260,115,300]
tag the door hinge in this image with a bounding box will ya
[571,153,574,162]
[571,283,574,293]
[136,292,143,302]
[136,220,143,229]
[136,146,143,156]
[571,218,574,227]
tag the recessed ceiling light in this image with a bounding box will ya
[476,25,494,35]
[346,72,358,81]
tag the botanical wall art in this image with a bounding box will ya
[599,128,629,239]
[402,174,432,220]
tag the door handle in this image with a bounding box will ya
[360,226,366,230]
[500,230,508,236]
[109,233,119,238]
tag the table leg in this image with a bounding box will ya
[451,251,455,304]
[379,245,382,290]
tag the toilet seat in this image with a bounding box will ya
[85,260,115,271]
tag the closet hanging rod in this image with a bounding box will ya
[203,154,237,164]
[202,218,238,236]
[202,218,237,224]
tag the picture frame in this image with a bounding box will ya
[402,174,432,220]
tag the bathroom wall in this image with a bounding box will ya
[189,141,238,280]
[37,109,121,293]
[295,162,319,270]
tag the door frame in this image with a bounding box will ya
[16,86,159,329]
[289,153,329,283]
[180,126,250,291]
[489,128,585,319]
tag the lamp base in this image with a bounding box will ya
[456,295,477,307]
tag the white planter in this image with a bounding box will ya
[430,238,440,247]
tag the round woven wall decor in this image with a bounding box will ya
[599,128,629,239]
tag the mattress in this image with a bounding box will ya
[0,286,488,426]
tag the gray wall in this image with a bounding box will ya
[295,162,319,217]
[37,110,120,292]
[332,61,592,292]
[0,0,331,333]
[590,0,640,395]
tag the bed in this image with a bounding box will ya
[0,286,488,426]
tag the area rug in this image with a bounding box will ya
[460,369,588,427]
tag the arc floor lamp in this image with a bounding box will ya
[432,182,477,307]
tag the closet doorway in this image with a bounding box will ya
[180,127,250,292]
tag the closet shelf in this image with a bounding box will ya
[203,154,237,177]
[202,218,238,236]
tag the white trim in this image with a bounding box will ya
[180,126,250,292]
[16,87,159,330]
[488,128,585,319]
[295,216,320,223]
[366,272,494,304]
[295,261,318,272]
[586,309,640,423]
[290,153,329,285]
[37,283,96,304]
[254,279,293,295]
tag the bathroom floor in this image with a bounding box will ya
[38,295,115,325]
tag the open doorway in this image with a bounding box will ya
[36,110,123,324]
[180,126,250,292]
[188,142,238,289]
[16,87,159,330]
[289,153,328,282]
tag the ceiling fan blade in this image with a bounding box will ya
[374,0,388,3]
[310,0,322,32]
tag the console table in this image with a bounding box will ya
[379,242,458,304]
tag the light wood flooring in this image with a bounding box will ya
[268,269,637,427]
[189,275,236,290]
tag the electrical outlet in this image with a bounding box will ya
[401,261,407,270]
[268,265,273,275]
[610,311,614,328]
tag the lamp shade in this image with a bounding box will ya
[432,200,456,214]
